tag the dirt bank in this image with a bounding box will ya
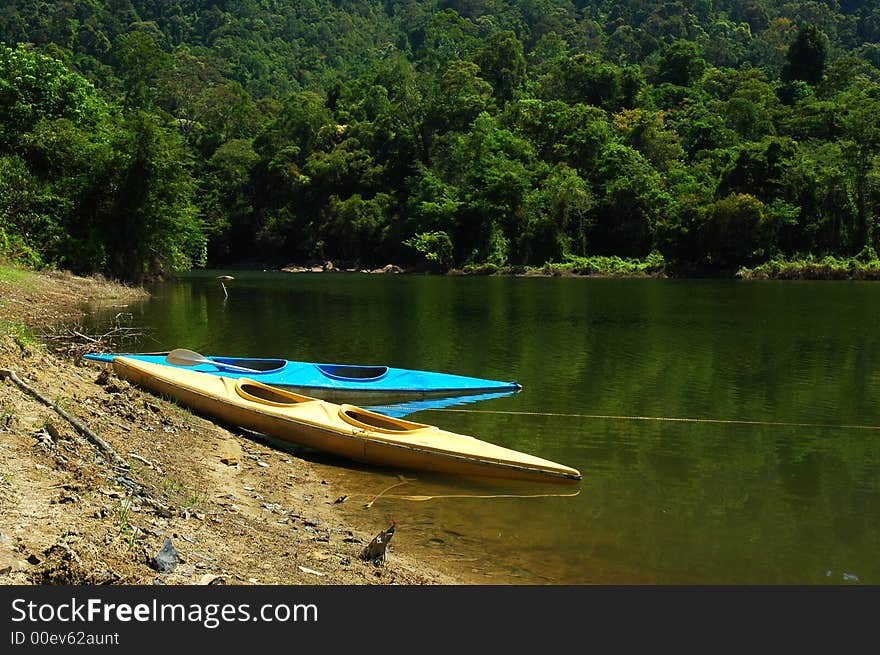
[0,266,458,585]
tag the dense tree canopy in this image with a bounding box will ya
[1,1,880,279]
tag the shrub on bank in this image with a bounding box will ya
[738,250,880,280]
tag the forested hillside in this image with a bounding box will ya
[1,1,879,280]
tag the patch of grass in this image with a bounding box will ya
[181,489,205,510]
[160,475,207,511]
[161,476,184,497]
[166,401,199,428]
[116,497,141,550]
[117,497,131,534]
[1,319,38,349]
[0,263,36,285]
[127,460,145,479]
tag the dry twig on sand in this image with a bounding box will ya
[0,367,126,467]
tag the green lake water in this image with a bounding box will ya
[85,271,880,584]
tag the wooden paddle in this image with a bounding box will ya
[166,348,261,373]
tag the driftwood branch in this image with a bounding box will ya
[35,317,148,359]
[0,368,127,468]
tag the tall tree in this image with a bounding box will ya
[113,31,172,109]
[781,24,829,85]
[474,30,526,104]
[655,40,706,87]
[105,112,205,281]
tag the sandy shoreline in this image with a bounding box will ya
[0,266,461,585]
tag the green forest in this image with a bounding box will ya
[1,0,879,281]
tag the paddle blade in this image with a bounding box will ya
[165,348,261,373]
[166,348,209,367]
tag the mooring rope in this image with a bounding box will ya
[362,478,414,508]
[420,407,880,431]
[389,490,581,501]
[356,490,581,504]
[339,485,581,506]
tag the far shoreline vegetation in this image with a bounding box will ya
[1,2,880,284]
[258,246,880,280]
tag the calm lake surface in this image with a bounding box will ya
[86,271,880,584]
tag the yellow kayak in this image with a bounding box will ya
[113,357,582,483]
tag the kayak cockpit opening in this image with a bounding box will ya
[213,357,286,373]
[236,380,316,406]
[338,404,428,433]
[316,364,388,381]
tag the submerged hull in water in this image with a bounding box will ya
[84,352,522,398]
[112,357,580,483]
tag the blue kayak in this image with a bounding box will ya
[82,352,522,398]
